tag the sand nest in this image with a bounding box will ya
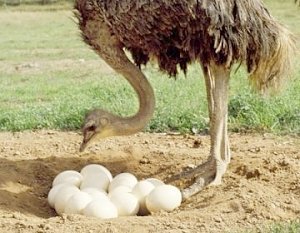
[0,131,299,232]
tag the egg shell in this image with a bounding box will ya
[80,164,112,181]
[80,172,110,191]
[64,191,92,215]
[132,180,155,215]
[109,173,138,192]
[83,199,118,219]
[48,183,73,208]
[52,170,83,187]
[109,192,139,216]
[145,185,182,213]
[146,178,165,187]
[108,185,132,198]
[113,172,137,181]
[81,188,110,203]
[81,187,108,200]
[54,185,80,215]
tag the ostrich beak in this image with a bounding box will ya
[79,140,88,152]
[79,127,115,152]
[79,130,96,152]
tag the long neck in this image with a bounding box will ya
[112,54,155,135]
[100,41,155,135]
[82,19,155,135]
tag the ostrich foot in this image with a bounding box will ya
[209,159,228,186]
[165,158,215,183]
[181,175,214,200]
[166,157,229,199]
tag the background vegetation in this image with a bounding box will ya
[0,0,73,6]
[0,1,299,232]
[0,0,299,135]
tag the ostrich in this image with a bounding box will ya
[75,0,295,199]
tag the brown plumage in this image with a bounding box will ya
[75,0,296,198]
[76,0,295,90]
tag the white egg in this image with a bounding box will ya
[54,185,80,215]
[80,172,110,191]
[81,187,108,200]
[109,173,138,192]
[132,180,155,215]
[81,188,110,204]
[83,199,118,219]
[113,172,137,181]
[146,178,165,187]
[145,185,182,213]
[108,185,132,198]
[109,192,139,216]
[80,164,113,181]
[48,183,73,208]
[52,170,83,187]
[64,191,92,215]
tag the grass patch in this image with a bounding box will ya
[228,74,300,134]
[0,0,73,11]
[266,221,300,233]
[243,220,300,233]
[0,1,299,134]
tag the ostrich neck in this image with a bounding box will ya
[111,57,155,136]
[83,20,155,136]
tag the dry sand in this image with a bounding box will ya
[0,131,299,232]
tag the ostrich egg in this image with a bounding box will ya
[145,185,182,213]
[80,172,110,191]
[81,187,108,200]
[132,180,155,215]
[80,164,113,181]
[64,191,92,214]
[109,192,139,216]
[83,199,118,219]
[54,185,80,215]
[108,185,132,198]
[48,183,73,208]
[52,170,83,187]
[146,178,165,187]
[109,173,138,192]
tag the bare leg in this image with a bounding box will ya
[167,63,231,199]
[206,63,231,185]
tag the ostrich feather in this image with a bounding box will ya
[75,0,296,91]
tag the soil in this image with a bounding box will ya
[0,131,299,233]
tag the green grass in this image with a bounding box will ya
[0,1,299,134]
[266,221,300,233]
[0,0,73,10]
[242,220,300,233]
[0,2,299,232]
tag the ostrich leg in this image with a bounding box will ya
[204,63,231,186]
[169,63,231,199]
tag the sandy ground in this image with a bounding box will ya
[0,131,299,233]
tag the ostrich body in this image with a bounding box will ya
[75,0,295,199]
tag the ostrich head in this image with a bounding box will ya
[80,101,154,152]
[80,109,118,152]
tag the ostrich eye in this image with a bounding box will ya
[100,118,109,126]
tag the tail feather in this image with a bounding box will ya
[249,24,297,93]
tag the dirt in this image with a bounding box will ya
[0,131,299,233]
